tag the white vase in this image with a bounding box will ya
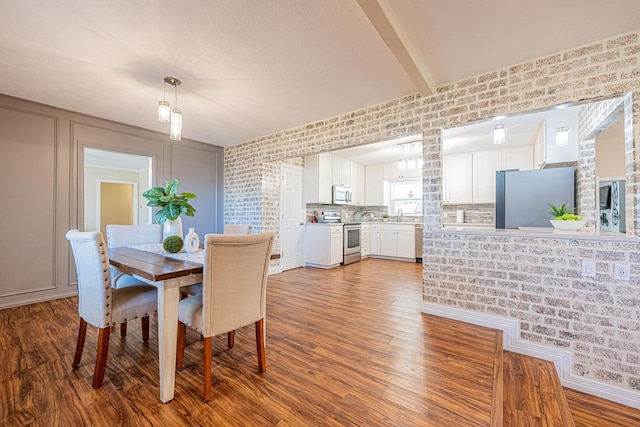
[163,217,183,241]
[184,227,200,252]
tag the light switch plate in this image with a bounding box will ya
[582,260,596,278]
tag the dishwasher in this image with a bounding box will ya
[415,224,423,263]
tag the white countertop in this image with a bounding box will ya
[436,224,636,242]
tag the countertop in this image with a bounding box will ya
[437,224,636,242]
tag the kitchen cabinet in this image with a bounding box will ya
[370,224,381,255]
[473,150,502,203]
[443,153,473,204]
[445,145,533,204]
[379,224,415,259]
[368,223,414,260]
[304,224,343,269]
[365,164,385,206]
[351,162,365,205]
[303,153,333,204]
[383,161,421,180]
[360,223,370,257]
[534,109,579,168]
[332,155,351,187]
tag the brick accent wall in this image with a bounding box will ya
[225,30,640,395]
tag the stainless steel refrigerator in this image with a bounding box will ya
[495,167,575,229]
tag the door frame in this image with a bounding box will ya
[279,164,304,271]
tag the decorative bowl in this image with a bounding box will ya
[550,220,585,231]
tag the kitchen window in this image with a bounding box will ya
[388,179,422,215]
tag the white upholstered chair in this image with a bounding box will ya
[176,232,274,401]
[183,224,254,297]
[223,224,253,234]
[106,224,162,288]
[66,230,158,388]
[106,224,162,336]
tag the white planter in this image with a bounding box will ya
[550,220,584,231]
[163,217,183,241]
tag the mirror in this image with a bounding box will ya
[83,148,153,235]
[441,95,630,232]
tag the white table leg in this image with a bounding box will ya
[157,278,180,403]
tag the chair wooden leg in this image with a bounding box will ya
[72,318,88,369]
[141,316,150,342]
[203,336,212,402]
[120,322,127,337]
[227,330,235,349]
[255,319,266,372]
[176,321,187,370]
[92,327,111,388]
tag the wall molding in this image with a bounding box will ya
[421,302,640,410]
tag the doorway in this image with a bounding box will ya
[98,181,136,236]
[83,148,152,232]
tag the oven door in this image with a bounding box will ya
[343,224,361,265]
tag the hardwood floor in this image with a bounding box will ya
[1,258,639,426]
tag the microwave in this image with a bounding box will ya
[332,185,352,204]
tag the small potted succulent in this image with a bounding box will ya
[142,179,197,247]
[548,203,584,231]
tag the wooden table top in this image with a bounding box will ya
[109,247,280,283]
[109,247,203,282]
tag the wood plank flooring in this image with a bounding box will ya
[1,258,639,426]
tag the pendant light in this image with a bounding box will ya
[158,77,182,141]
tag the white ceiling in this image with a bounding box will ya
[1,0,639,149]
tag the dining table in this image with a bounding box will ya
[108,245,203,403]
[108,243,280,403]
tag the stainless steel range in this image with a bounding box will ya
[342,222,361,265]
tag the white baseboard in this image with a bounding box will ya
[422,302,640,410]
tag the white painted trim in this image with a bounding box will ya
[0,291,78,310]
[421,302,640,409]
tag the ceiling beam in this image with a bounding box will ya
[356,0,434,96]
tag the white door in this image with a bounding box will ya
[281,164,304,271]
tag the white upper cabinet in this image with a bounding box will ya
[534,109,579,168]
[331,155,351,187]
[445,145,534,204]
[443,153,473,204]
[383,161,421,180]
[365,164,385,206]
[351,162,365,205]
[473,150,503,204]
[303,153,333,204]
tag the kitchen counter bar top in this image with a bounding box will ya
[436,225,637,242]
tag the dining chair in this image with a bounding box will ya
[65,229,158,388]
[106,224,163,336]
[223,224,253,234]
[182,224,254,297]
[106,224,162,287]
[176,232,274,401]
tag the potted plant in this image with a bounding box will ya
[548,203,584,231]
[142,179,197,241]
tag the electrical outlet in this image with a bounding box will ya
[582,260,596,278]
[614,263,630,281]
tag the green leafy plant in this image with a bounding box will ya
[548,203,582,221]
[142,179,197,224]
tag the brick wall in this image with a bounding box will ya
[225,30,640,395]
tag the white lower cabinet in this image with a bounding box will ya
[360,224,370,257]
[369,223,414,260]
[304,224,344,269]
[370,224,381,255]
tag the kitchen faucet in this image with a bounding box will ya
[397,209,403,222]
